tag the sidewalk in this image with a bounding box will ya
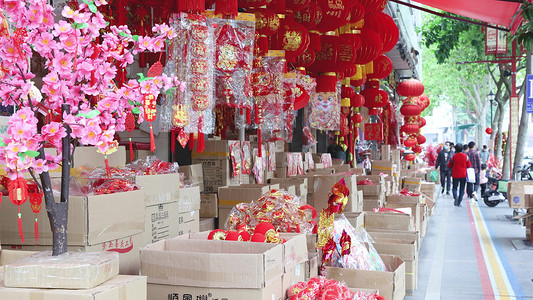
[410,187,533,299]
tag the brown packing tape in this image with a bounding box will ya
[373,165,393,171]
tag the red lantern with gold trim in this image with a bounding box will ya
[308,33,339,73]
[404,136,417,148]
[401,121,419,134]
[294,48,316,68]
[418,94,430,110]
[400,97,422,116]
[360,80,388,109]
[9,177,29,243]
[286,0,310,12]
[397,78,424,98]
[405,153,416,161]
[366,54,392,79]
[364,12,399,53]
[419,116,426,128]
[359,0,387,16]
[273,16,310,63]
[254,8,281,36]
[417,135,426,145]
[352,112,363,123]
[354,28,383,66]
[350,0,365,23]
[412,145,422,154]
[294,2,323,29]
[316,0,351,32]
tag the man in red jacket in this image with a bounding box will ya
[448,144,471,207]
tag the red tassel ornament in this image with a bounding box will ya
[9,177,29,243]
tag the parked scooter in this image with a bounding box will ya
[482,176,508,207]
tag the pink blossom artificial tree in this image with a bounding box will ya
[0,0,181,255]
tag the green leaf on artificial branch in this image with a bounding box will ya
[166,87,178,95]
[88,3,98,13]
[86,110,101,119]
[81,0,90,4]
[18,152,26,162]
[132,107,141,114]
[25,150,40,158]
[132,35,139,42]
[74,23,89,29]
[119,31,131,38]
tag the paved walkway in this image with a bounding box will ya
[411,187,533,299]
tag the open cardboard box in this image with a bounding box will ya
[140,234,284,289]
[363,211,415,231]
[324,254,405,300]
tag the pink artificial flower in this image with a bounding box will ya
[152,76,164,90]
[25,137,42,151]
[6,141,28,154]
[51,51,74,72]
[34,31,58,54]
[80,123,102,145]
[152,37,165,52]
[77,60,94,80]
[8,121,35,141]
[137,36,155,52]
[59,33,78,53]
[61,6,76,19]
[98,96,119,112]
[2,0,24,14]
[52,20,74,37]
[140,80,156,95]
[91,12,107,30]
[32,159,49,174]
[98,62,117,83]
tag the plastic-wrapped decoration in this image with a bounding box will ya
[208,16,255,110]
[309,77,341,131]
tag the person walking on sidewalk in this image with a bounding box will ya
[435,142,452,194]
[448,144,471,207]
[480,145,489,165]
[480,164,488,195]
[466,141,481,201]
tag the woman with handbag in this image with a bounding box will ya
[447,144,472,207]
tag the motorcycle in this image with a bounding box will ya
[482,176,508,207]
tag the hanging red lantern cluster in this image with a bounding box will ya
[398,79,429,153]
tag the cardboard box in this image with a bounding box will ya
[179,164,204,192]
[0,274,147,300]
[73,146,126,168]
[144,201,179,245]
[420,182,435,200]
[5,233,145,275]
[381,145,391,160]
[371,160,394,176]
[126,149,152,163]
[0,250,37,266]
[277,183,296,194]
[191,140,238,159]
[178,186,201,213]
[402,177,422,192]
[200,193,218,218]
[192,158,240,192]
[368,230,420,252]
[372,237,418,295]
[199,218,216,232]
[384,203,423,234]
[177,210,200,236]
[358,184,382,197]
[364,211,415,231]
[135,173,180,206]
[310,173,358,212]
[140,235,284,289]
[386,194,422,204]
[324,255,406,300]
[148,278,283,300]
[270,178,308,197]
[342,212,365,231]
[0,190,145,246]
[306,253,319,280]
[282,262,306,295]
[508,181,533,209]
[362,197,384,211]
[217,184,276,207]
[3,251,118,289]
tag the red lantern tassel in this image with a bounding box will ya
[171,130,176,153]
[17,210,24,244]
[104,155,111,177]
[215,0,238,18]
[197,116,205,153]
[129,136,134,163]
[258,127,262,157]
[149,123,156,152]
[189,133,195,151]
[246,108,251,124]
[34,216,39,245]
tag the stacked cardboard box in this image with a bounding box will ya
[402,177,422,192]
[141,232,308,299]
[192,140,242,193]
[420,182,435,200]
[371,160,394,176]
[385,194,426,238]
[179,164,204,191]
[357,175,386,211]
[310,173,359,212]
[508,182,533,240]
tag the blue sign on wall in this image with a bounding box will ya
[527,74,533,113]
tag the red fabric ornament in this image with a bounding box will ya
[404,136,417,148]
[335,32,361,74]
[352,113,363,123]
[29,190,43,244]
[208,229,227,240]
[364,122,383,139]
[294,48,316,68]
[308,34,339,73]
[215,0,238,18]
[400,97,422,116]
[397,78,425,97]
[401,122,419,134]
[294,2,323,29]
[418,94,430,110]
[272,16,310,63]
[350,0,365,23]
[364,12,399,53]
[225,230,241,241]
[417,134,426,145]
[9,178,29,243]
[340,115,349,136]
[486,127,493,134]
[367,54,392,79]
[419,116,426,128]
[341,86,355,99]
[354,28,383,65]
[307,30,322,52]
[316,0,351,32]
[254,8,281,36]
[405,153,416,161]
[350,77,367,87]
[359,0,387,15]
[412,145,423,154]
[286,0,311,12]
[315,73,338,93]
[344,64,358,77]
[143,94,157,152]
[125,112,136,162]
[251,233,266,242]
[361,81,388,108]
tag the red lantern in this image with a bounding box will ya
[294,2,323,29]
[417,135,426,145]
[9,177,29,243]
[352,113,363,123]
[404,136,417,148]
[350,77,367,87]
[412,145,422,154]
[419,117,426,128]
[344,64,358,77]
[486,127,493,134]
[400,97,422,116]
[341,86,355,99]
[350,0,365,23]
[286,0,310,12]
[366,55,392,80]
[254,8,281,36]
[316,0,351,32]
[354,28,383,65]
[361,80,388,109]
[350,93,365,107]
[273,16,310,63]
[340,115,350,136]
[401,122,419,134]
[308,34,338,73]
[405,153,416,161]
[294,48,316,68]
[364,12,399,53]
[336,32,361,73]
[397,78,424,97]
[359,0,387,15]
[418,94,430,110]
[238,0,271,9]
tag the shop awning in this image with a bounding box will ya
[398,0,523,31]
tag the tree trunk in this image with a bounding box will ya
[502,138,511,180]
[494,103,505,159]
[38,104,72,256]
[512,51,532,174]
